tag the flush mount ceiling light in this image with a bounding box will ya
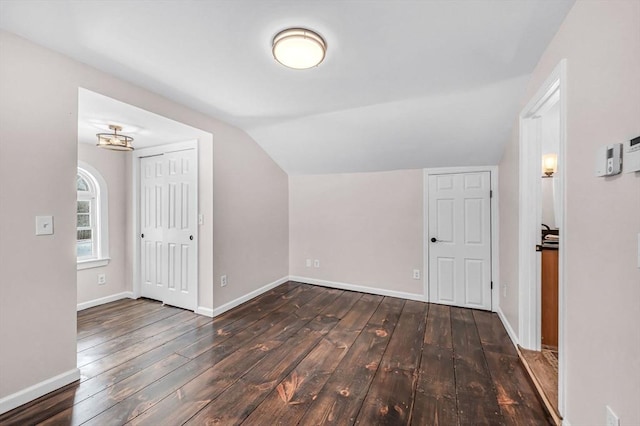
[96,124,134,151]
[272,28,326,70]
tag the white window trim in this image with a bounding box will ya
[77,181,97,261]
[77,162,110,270]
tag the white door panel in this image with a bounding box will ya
[163,149,197,310]
[428,172,492,310]
[140,156,165,303]
[139,149,197,311]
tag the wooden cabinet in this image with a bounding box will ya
[541,248,558,348]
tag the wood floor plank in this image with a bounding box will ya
[77,310,194,366]
[451,307,504,425]
[77,298,147,323]
[80,314,212,381]
[242,294,383,426]
[80,348,218,426]
[485,352,552,425]
[77,305,184,352]
[177,284,324,360]
[473,309,517,356]
[77,299,162,338]
[520,347,559,415]
[411,344,458,426]
[0,283,552,426]
[297,297,405,425]
[180,293,358,425]
[355,300,428,425]
[39,354,191,425]
[76,297,131,317]
[74,318,217,401]
[119,289,345,425]
[183,323,335,425]
[3,292,303,425]
[424,303,451,349]
[0,320,216,425]
[0,382,80,426]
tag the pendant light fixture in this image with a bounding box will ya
[96,124,134,151]
[272,28,326,70]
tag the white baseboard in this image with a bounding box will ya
[289,276,426,302]
[0,368,80,415]
[212,276,289,317]
[77,291,135,311]
[195,306,214,317]
[496,306,519,348]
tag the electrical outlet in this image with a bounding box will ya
[503,284,507,298]
[314,259,320,268]
[306,259,312,267]
[606,406,620,426]
[220,275,227,287]
[97,274,106,285]
[413,269,420,280]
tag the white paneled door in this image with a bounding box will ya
[428,172,492,310]
[140,155,165,304]
[140,149,197,311]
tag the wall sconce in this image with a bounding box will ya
[542,153,557,177]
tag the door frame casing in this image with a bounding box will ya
[422,166,500,312]
[518,59,567,416]
[132,140,199,310]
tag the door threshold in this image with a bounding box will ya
[517,345,562,425]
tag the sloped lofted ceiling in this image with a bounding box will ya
[0,0,574,174]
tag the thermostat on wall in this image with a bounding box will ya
[624,136,640,173]
[595,143,622,177]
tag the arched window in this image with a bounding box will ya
[77,163,109,269]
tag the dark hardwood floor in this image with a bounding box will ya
[0,282,552,425]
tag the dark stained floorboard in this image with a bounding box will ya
[450,307,504,425]
[355,300,427,425]
[0,283,551,426]
[242,293,382,426]
[297,297,405,425]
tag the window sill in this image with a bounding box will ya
[77,257,110,271]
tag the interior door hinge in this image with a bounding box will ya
[490,190,493,198]
[491,281,493,290]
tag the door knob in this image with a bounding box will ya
[189,235,194,241]
[141,233,144,238]
[430,237,438,243]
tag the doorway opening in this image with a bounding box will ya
[518,60,566,422]
[76,88,213,314]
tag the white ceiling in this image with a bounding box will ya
[0,0,574,174]
[78,88,211,150]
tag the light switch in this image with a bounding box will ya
[35,215,54,235]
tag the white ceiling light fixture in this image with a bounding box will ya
[272,28,326,70]
[96,124,134,151]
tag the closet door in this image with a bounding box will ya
[139,149,198,311]
[140,155,166,303]
[163,149,197,310]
